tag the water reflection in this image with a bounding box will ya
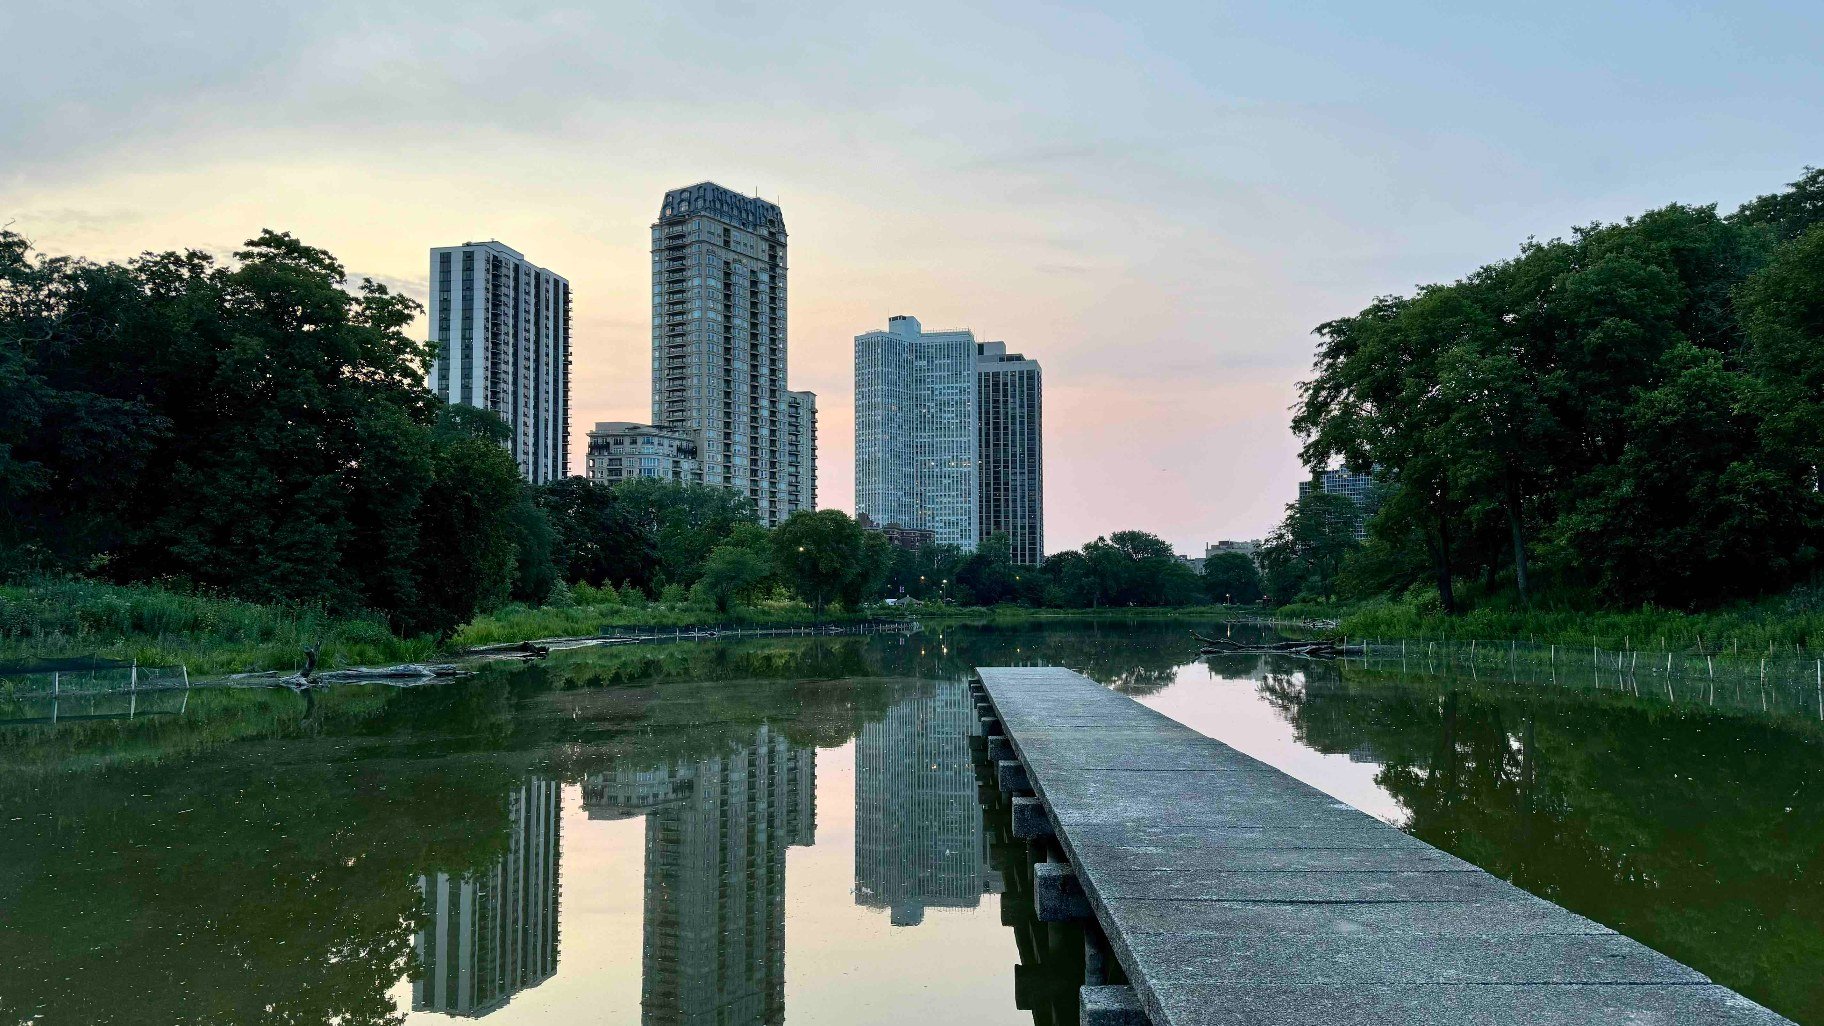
[642,729,812,1026]
[854,681,1001,925]
[415,778,562,1017]
[5,623,1823,1026]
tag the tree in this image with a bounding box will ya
[536,477,656,592]
[0,229,537,635]
[956,533,1021,606]
[771,510,866,621]
[693,523,776,614]
[1258,493,1360,602]
[614,478,757,589]
[1202,551,1263,605]
[840,530,893,609]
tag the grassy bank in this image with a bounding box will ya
[0,580,434,675]
[0,579,1277,676]
[1277,595,1824,654]
[0,580,894,676]
[449,598,889,648]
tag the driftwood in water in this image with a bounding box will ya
[225,662,473,690]
[461,636,643,659]
[1190,630,1361,659]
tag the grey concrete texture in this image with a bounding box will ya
[1061,820,1435,853]
[1012,796,1056,840]
[1142,983,1789,1026]
[997,759,1032,793]
[1080,985,1149,1026]
[1097,897,1615,939]
[1120,932,1707,985]
[973,666,1796,1026]
[1071,842,1477,875]
[1079,867,1531,904]
[1034,862,1091,922]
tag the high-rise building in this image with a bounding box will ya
[428,241,571,484]
[1298,468,1382,539]
[976,341,1044,565]
[853,316,980,549]
[854,316,1045,560]
[651,183,813,527]
[854,680,1002,927]
[585,422,702,485]
[414,776,562,1017]
[784,391,817,514]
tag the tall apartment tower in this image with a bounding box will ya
[428,241,570,483]
[652,183,812,527]
[853,316,980,549]
[784,390,818,513]
[977,341,1044,565]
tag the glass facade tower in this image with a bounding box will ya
[853,315,980,549]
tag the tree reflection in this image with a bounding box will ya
[1268,672,1824,1023]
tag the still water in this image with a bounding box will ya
[3,621,1821,1025]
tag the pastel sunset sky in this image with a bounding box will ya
[5,1,1819,553]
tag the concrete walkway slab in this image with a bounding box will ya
[975,665,1792,1026]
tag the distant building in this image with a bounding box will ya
[1206,539,1261,561]
[1177,555,1206,575]
[414,776,561,1017]
[882,523,937,550]
[651,182,812,526]
[976,341,1044,565]
[854,316,1045,561]
[1298,469,1383,539]
[584,421,701,484]
[854,316,980,549]
[784,390,817,513]
[428,241,571,484]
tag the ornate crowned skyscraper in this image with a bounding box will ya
[651,183,812,526]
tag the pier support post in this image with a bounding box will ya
[1080,985,1147,1026]
[1083,923,1113,985]
[997,759,1031,794]
[981,714,1004,736]
[1034,862,1090,922]
[988,735,1016,763]
[1012,796,1056,841]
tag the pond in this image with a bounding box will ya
[2,620,1820,1025]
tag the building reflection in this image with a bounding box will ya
[855,680,1003,926]
[585,725,816,1026]
[414,776,563,1018]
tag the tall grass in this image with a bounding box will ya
[0,580,432,675]
[450,597,883,648]
[1325,595,1824,654]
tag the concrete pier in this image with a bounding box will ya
[974,666,1793,1026]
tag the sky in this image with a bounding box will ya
[4,1,1820,554]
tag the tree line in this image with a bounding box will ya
[1275,168,1824,612]
[1,229,1254,637]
